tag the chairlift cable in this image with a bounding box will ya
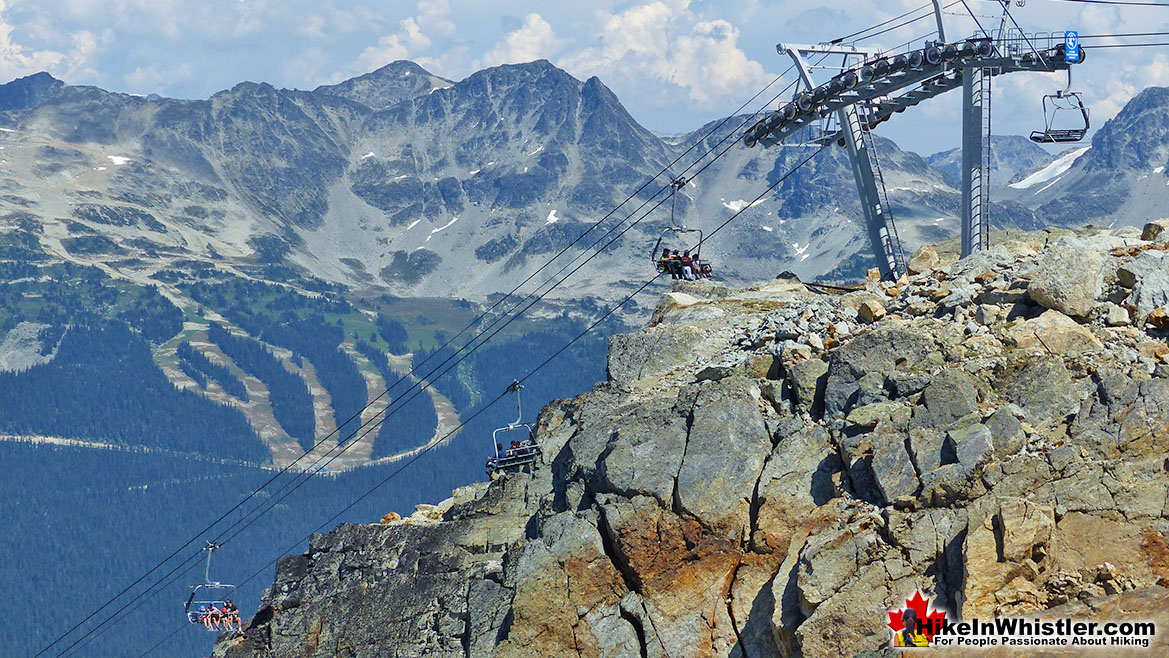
[45,61,818,658]
[129,143,832,658]
[853,2,964,44]
[45,7,922,652]
[31,57,807,658]
[119,86,827,658]
[834,2,946,43]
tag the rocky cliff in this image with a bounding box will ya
[214,223,1169,658]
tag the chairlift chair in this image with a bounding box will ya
[649,177,714,277]
[485,381,542,476]
[184,542,237,628]
[1030,70,1090,144]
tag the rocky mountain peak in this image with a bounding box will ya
[215,224,1169,658]
[1082,85,1169,172]
[0,71,64,112]
[313,60,452,111]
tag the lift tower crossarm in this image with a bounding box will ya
[747,33,1080,271]
[775,43,906,278]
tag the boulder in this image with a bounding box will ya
[913,369,979,429]
[1003,309,1103,353]
[846,401,899,429]
[752,426,840,553]
[824,328,935,417]
[1141,218,1169,242]
[857,299,886,323]
[649,291,701,325]
[788,357,828,416]
[1104,302,1131,326]
[948,421,993,469]
[975,304,1001,325]
[606,324,710,386]
[674,377,772,539]
[1149,307,1169,329]
[984,408,1025,458]
[1130,270,1169,318]
[1026,236,1105,317]
[1117,250,1167,288]
[959,497,1055,618]
[998,357,1080,427]
[592,395,689,507]
[597,497,741,658]
[870,428,920,503]
[907,244,940,275]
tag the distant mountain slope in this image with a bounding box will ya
[3,62,1163,301]
[927,135,1054,188]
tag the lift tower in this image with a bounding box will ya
[744,2,1084,278]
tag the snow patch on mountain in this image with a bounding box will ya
[723,198,763,212]
[1008,146,1089,190]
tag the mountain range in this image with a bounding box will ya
[3,60,1163,304]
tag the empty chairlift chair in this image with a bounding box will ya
[1031,70,1090,144]
[485,380,542,476]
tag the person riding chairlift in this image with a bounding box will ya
[691,252,707,278]
[223,599,242,632]
[199,604,213,630]
[208,603,223,630]
[680,250,696,281]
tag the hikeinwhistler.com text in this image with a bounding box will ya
[923,617,1156,649]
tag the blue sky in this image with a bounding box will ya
[2,0,1167,155]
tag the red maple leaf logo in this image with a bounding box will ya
[887,590,947,642]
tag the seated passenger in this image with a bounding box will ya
[668,250,684,279]
[223,600,242,632]
[208,604,223,630]
[199,604,212,630]
[495,443,506,459]
[680,251,696,281]
[659,247,672,273]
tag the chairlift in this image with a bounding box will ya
[649,177,715,278]
[184,542,236,629]
[485,380,542,476]
[1030,70,1089,144]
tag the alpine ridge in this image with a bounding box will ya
[6,61,1147,302]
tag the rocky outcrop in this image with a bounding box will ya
[217,227,1169,658]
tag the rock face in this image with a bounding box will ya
[217,228,1169,658]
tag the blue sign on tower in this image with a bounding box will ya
[1065,31,1081,63]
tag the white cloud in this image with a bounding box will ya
[124,62,190,91]
[480,13,558,67]
[0,0,65,79]
[560,1,774,108]
[350,0,455,75]
[355,17,430,71]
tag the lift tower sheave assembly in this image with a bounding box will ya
[745,2,1085,277]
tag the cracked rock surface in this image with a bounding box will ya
[216,227,1169,658]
